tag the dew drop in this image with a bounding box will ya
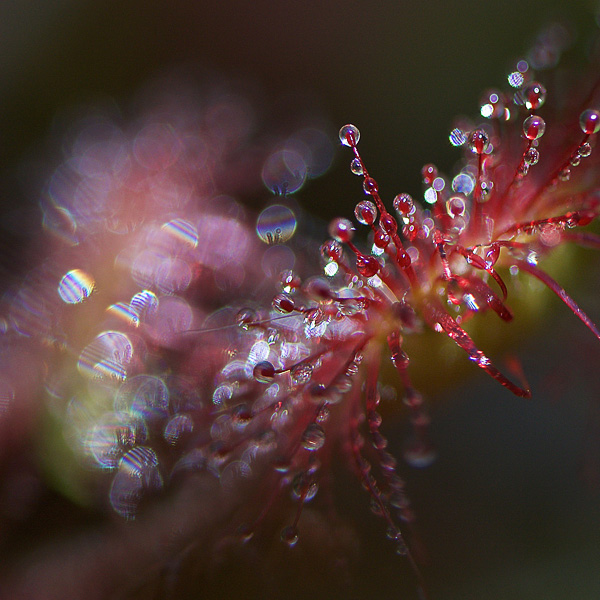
[262,149,307,195]
[393,193,414,215]
[354,200,377,225]
[403,441,436,468]
[301,423,326,451]
[362,176,378,194]
[507,71,524,88]
[272,292,295,313]
[468,129,489,154]
[451,173,475,195]
[578,142,592,157]
[290,363,313,385]
[522,81,547,110]
[579,109,600,135]
[379,213,398,235]
[449,128,467,146]
[280,525,299,547]
[328,217,354,243]
[523,115,546,140]
[446,196,466,217]
[421,164,437,185]
[235,307,257,329]
[524,147,539,165]
[256,205,297,245]
[253,361,276,383]
[350,157,363,175]
[356,255,380,277]
[58,269,95,304]
[163,414,194,446]
[558,168,571,182]
[339,124,360,147]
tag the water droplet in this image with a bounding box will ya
[507,71,524,88]
[78,331,133,383]
[393,193,414,215]
[558,168,571,181]
[350,157,363,175]
[163,414,194,446]
[449,128,467,146]
[253,361,275,383]
[301,423,326,451]
[236,307,257,329]
[256,204,297,245]
[524,147,539,165]
[339,124,360,147]
[160,218,199,250]
[280,525,299,547]
[354,200,377,225]
[272,293,295,313]
[362,176,378,194]
[328,217,354,243]
[578,142,592,157]
[262,149,307,195]
[522,81,547,110]
[446,196,466,217]
[403,441,436,468]
[356,255,380,277]
[579,109,600,135]
[468,130,489,154]
[58,269,95,304]
[290,363,313,385]
[380,213,398,235]
[451,173,475,195]
[523,115,546,140]
[421,164,437,185]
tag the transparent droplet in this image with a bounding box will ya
[262,149,307,195]
[523,115,546,140]
[272,292,295,313]
[339,124,360,147]
[256,204,297,245]
[328,217,354,243]
[579,109,600,135]
[449,128,467,146]
[451,173,475,195]
[163,414,194,446]
[301,423,326,451]
[524,147,539,165]
[393,193,414,215]
[403,441,436,468]
[522,81,547,110]
[507,71,524,88]
[350,157,363,175]
[446,196,466,217]
[58,269,95,304]
[354,200,377,225]
[253,361,275,383]
[280,525,299,547]
[290,363,313,385]
[468,129,489,154]
[578,142,592,157]
[78,331,133,383]
[235,307,257,329]
[558,168,571,181]
[356,255,380,277]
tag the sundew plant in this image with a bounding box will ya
[0,18,599,600]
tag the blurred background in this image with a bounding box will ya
[0,0,599,598]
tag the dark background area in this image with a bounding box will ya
[0,1,599,599]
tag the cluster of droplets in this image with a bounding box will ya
[3,32,600,600]
[320,42,600,561]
